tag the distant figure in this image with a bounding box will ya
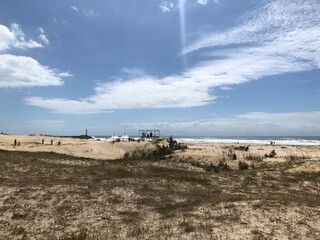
[51,140,53,145]
[42,139,44,145]
[58,141,61,146]
[14,139,17,146]
[150,132,153,137]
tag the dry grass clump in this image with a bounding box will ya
[286,154,310,161]
[244,153,264,162]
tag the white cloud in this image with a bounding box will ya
[0,24,70,88]
[70,5,79,12]
[57,72,73,78]
[197,0,208,5]
[71,6,100,18]
[0,25,14,52]
[25,0,320,114]
[121,111,320,136]
[0,54,67,88]
[25,97,114,114]
[38,27,49,45]
[220,86,232,91]
[159,1,174,13]
[83,9,100,18]
[25,75,212,114]
[12,120,66,135]
[0,23,42,52]
[197,0,219,5]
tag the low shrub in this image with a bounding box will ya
[239,161,249,170]
[227,149,237,160]
[205,160,230,172]
[123,136,187,160]
[60,229,87,240]
[234,145,249,151]
[265,150,277,158]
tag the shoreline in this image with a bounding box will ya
[174,136,320,146]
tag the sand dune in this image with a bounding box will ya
[0,134,155,160]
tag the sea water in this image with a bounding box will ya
[174,136,320,146]
[92,135,320,146]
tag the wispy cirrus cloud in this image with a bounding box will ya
[38,27,49,45]
[12,120,66,135]
[83,9,100,18]
[70,5,79,12]
[197,0,208,5]
[184,0,320,54]
[0,23,71,88]
[159,1,174,13]
[25,0,320,114]
[197,0,219,5]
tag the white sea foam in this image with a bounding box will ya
[174,137,320,146]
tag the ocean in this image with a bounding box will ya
[173,136,320,146]
[93,135,320,146]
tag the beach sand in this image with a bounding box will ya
[173,143,320,173]
[0,134,319,239]
[0,134,155,160]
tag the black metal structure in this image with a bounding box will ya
[139,129,160,139]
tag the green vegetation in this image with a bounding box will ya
[234,145,250,151]
[265,150,277,158]
[205,160,230,172]
[238,161,249,170]
[11,212,26,219]
[60,230,87,240]
[124,136,187,160]
[227,148,237,160]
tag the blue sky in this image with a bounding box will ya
[0,0,319,136]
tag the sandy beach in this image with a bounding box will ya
[0,134,319,239]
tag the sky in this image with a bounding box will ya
[0,0,319,136]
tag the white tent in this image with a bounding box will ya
[108,134,120,141]
[120,133,129,141]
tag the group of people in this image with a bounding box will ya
[13,139,61,146]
